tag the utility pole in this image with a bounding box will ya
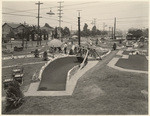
[109,26,111,38]
[77,10,82,46]
[114,17,116,39]
[103,22,106,31]
[94,18,96,27]
[57,1,64,42]
[112,27,114,39]
[91,18,96,26]
[35,1,43,46]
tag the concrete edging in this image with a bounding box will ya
[66,49,111,88]
[25,50,111,96]
[107,57,148,74]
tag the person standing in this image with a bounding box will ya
[64,43,67,54]
[113,43,117,50]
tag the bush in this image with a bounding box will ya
[5,80,24,112]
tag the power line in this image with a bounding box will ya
[2,12,36,17]
[2,12,78,26]
[118,16,148,19]
[3,7,37,15]
[2,1,99,14]
[63,1,121,11]
[117,19,148,23]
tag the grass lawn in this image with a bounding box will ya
[123,50,148,56]
[123,51,132,55]
[2,57,44,67]
[2,40,49,57]
[2,51,148,115]
[2,61,46,97]
[116,55,148,71]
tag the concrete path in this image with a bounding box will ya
[116,50,123,56]
[2,54,34,60]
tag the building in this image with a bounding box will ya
[40,23,54,39]
[126,33,134,40]
[2,23,25,42]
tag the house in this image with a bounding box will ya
[40,23,54,39]
[2,23,25,41]
[126,33,134,40]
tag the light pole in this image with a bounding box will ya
[77,10,82,46]
[46,8,55,42]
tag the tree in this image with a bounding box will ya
[81,23,90,37]
[63,27,70,37]
[83,23,88,32]
[96,29,101,35]
[128,28,143,39]
[101,31,108,36]
[143,28,148,38]
[91,26,97,36]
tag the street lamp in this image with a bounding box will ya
[46,8,55,15]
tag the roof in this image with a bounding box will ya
[127,33,133,36]
[3,23,24,29]
[41,26,54,31]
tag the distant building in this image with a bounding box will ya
[40,23,54,39]
[126,33,134,40]
[2,23,25,41]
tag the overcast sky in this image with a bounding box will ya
[2,0,149,31]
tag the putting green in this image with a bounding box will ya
[38,57,82,91]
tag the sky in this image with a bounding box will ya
[2,0,149,31]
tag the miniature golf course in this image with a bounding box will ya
[38,56,83,91]
[115,55,148,71]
